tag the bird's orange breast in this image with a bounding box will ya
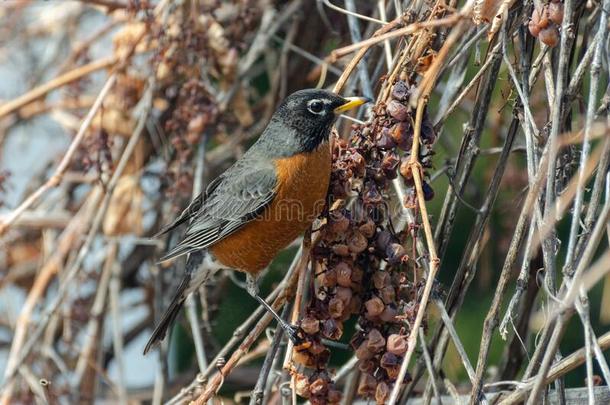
[210,142,331,274]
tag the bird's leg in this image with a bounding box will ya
[246,274,301,344]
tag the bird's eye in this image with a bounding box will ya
[307,100,324,114]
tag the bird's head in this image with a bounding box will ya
[265,89,370,154]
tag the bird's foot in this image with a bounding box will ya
[281,323,303,345]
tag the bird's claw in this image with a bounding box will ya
[283,324,303,345]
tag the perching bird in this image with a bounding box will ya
[144,89,369,354]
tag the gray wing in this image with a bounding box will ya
[152,174,224,238]
[159,161,277,261]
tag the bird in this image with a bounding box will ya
[143,89,369,354]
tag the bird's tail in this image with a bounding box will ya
[143,251,206,355]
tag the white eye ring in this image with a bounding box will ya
[307,99,325,114]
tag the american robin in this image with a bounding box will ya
[144,89,368,354]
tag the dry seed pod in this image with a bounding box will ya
[367,328,386,352]
[357,373,377,397]
[386,100,409,121]
[375,382,390,405]
[365,296,385,317]
[301,316,320,335]
[539,26,559,47]
[387,334,408,355]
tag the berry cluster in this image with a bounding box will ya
[528,1,564,47]
[291,80,437,404]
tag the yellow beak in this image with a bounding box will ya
[333,96,371,114]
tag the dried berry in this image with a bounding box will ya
[335,286,353,304]
[335,262,352,287]
[375,382,390,405]
[309,341,327,355]
[390,121,413,151]
[347,231,368,253]
[328,210,350,234]
[301,316,320,335]
[372,271,390,289]
[328,389,342,404]
[548,1,563,25]
[376,230,393,251]
[386,243,407,264]
[379,285,396,304]
[356,341,375,360]
[295,374,310,398]
[351,151,366,176]
[422,181,435,201]
[351,266,364,284]
[380,352,401,378]
[367,328,386,352]
[381,151,400,179]
[359,359,376,373]
[320,268,337,288]
[391,80,409,101]
[321,318,342,340]
[380,305,398,322]
[310,378,328,396]
[348,295,362,314]
[528,18,541,37]
[328,297,345,318]
[376,129,396,150]
[386,100,409,121]
[421,110,436,144]
[387,334,408,355]
[399,158,413,181]
[357,373,377,397]
[539,26,559,47]
[359,219,377,239]
[365,296,385,317]
[331,244,350,256]
[293,349,315,367]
